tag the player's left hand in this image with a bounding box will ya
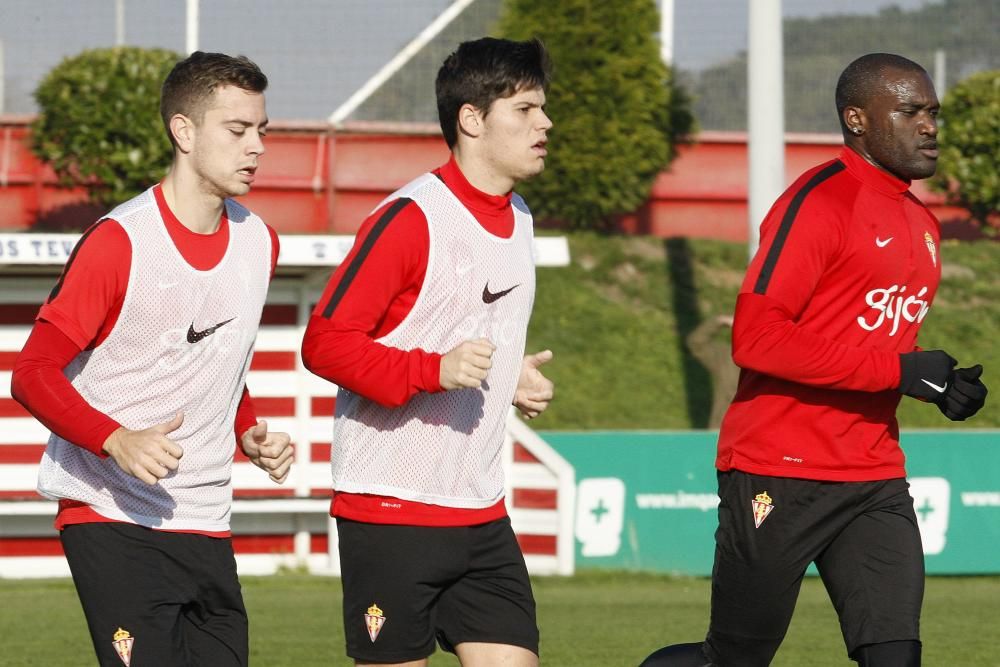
[513,350,554,420]
[937,364,988,421]
[240,420,294,484]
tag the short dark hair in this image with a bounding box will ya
[160,51,268,147]
[435,37,551,149]
[835,53,927,130]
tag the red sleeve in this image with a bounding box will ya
[10,321,121,456]
[233,385,258,447]
[266,224,279,279]
[732,293,900,391]
[233,225,275,446]
[301,198,443,408]
[733,178,899,391]
[38,219,130,349]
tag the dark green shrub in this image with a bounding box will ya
[32,47,181,207]
[499,0,694,229]
[931,69,1000,228]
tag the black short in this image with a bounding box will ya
[336,516,539,663]
[706,471,924,666]
[61,522,248,667]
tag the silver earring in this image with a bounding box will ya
[852,127,863,135]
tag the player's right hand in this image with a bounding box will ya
[440,338,495,390]
[898,350,956,403]
[102,412,185,485]
[937,364,988,421]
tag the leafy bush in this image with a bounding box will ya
[499,0,694,230]
[931,69,1000,228]
[31,47,180,207]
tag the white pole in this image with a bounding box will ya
[329,0,477,126]
[660,0,674,66]
[186,0,199,54]
[115,0,125,46]
[934,48,946,96]
[747,0,785,260]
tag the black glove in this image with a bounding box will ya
[898,350,956,403]
[937,364,988,421]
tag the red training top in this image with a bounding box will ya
[717,147,942,482]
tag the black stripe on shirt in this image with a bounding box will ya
[320,197,414,319]
[47,219,110,302]
[753,161,846,295]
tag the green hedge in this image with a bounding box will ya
[931,69,1000,229]
[32,47,181,207]
[499,0,694,229]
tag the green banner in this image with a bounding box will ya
[543,431,1000,575]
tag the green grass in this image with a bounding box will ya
[2,573,998,666]
[528,233,1000,429]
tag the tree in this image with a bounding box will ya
[499,0,693,229]
[931,70,1000,229]
[31,47,180,208]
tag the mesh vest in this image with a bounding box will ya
[37,188,271,532]
[332,174,536,508]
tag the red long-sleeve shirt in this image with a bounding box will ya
[302,156,516,526]
[717,147,942,482]
[11,184,279,529]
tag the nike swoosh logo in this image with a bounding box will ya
[875,237,893,248]
[187,318,235,344]
[482,282,519,304]
[921,378,947,393]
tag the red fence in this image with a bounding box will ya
[0,117,962,241]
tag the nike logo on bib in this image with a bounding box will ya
[482,282,519,304]
[187,318,235,344]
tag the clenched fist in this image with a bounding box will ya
[440,338,496,390]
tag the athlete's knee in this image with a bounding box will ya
[852,639,921,667]
[639,642,714,667]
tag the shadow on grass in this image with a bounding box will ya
[665,237,711,428]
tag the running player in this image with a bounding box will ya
[640,53,987,667]
[302,37,555,667]
[11,51,292,667]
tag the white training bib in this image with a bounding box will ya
[37,188,271,532]
[332,174,536,508]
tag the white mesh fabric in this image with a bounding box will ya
[37,189,271,531]
[332,175,536,507]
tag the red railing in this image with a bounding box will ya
[0,117,961,241]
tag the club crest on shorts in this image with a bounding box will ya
[111,627,134,666]
[365,603,386,642]
[752,491,775,528]
[924,231,937,267]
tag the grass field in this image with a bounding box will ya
[2,572,998,666]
